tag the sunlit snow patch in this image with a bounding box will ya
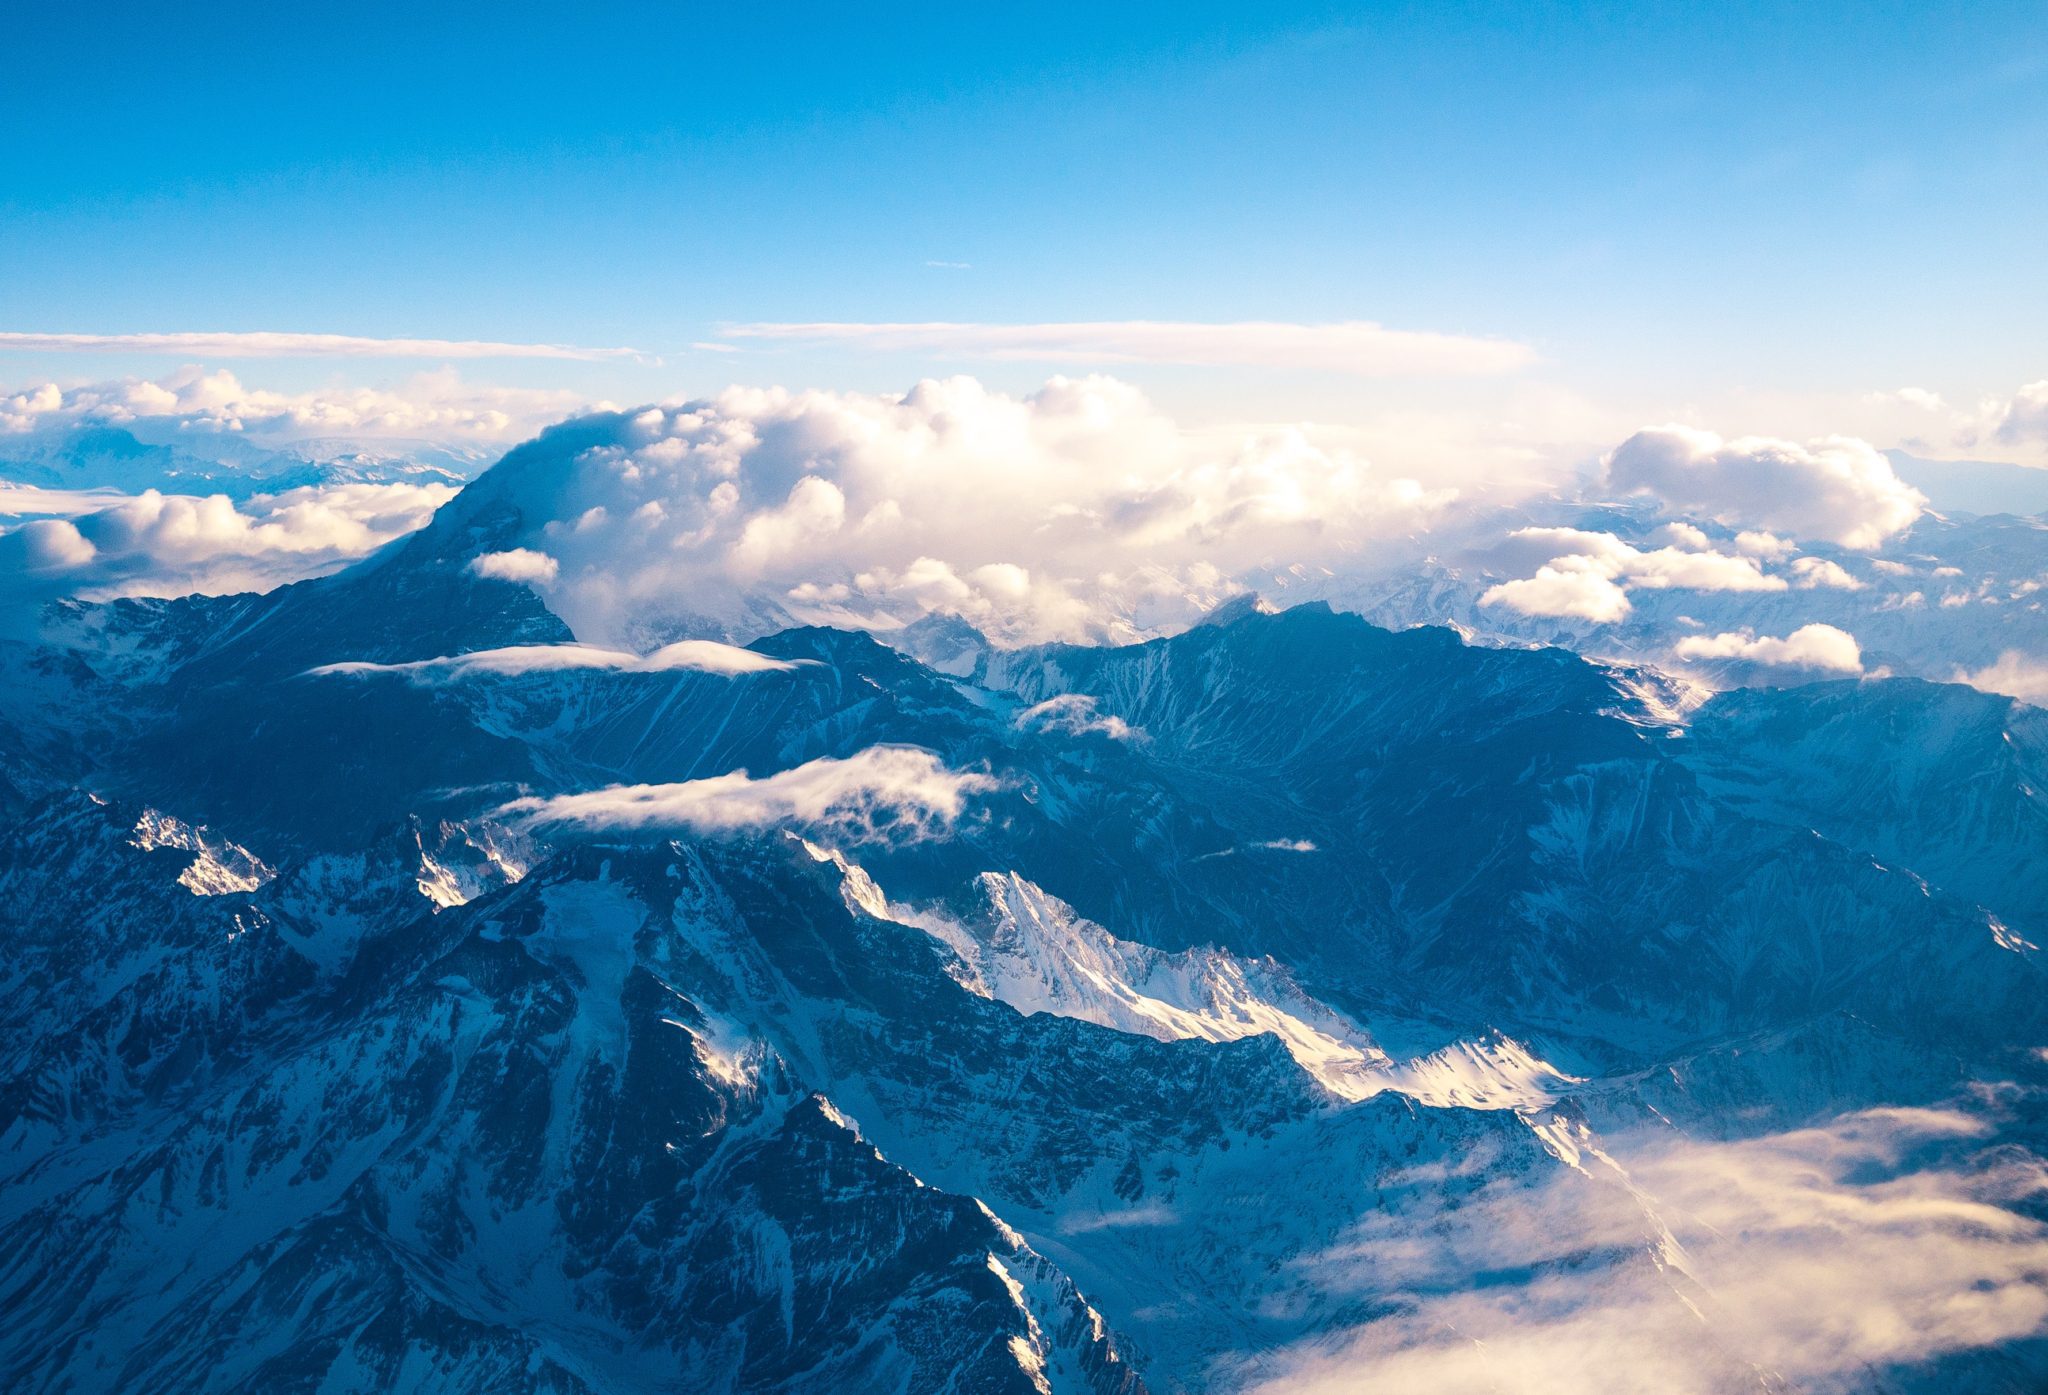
[129,808,275,895]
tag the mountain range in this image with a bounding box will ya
[1,431,2044,1393]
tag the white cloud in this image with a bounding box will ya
[1494,529,1786,593]
[1014,693,1139,742]
[1606,425,1926,549]
[1732,529,1793,559]
[1788,556,1863,590]
[469,375,1457,645]
[1994,381,2048,444]
[0,330,644,361]
[1481,557,1633,622]
[308,640,811,684]
[1,365,591,442]
[1245,1104,2048,1395]
[498,746,997,842]
[0,480,455,602]
[1480,527,1787,623]
[0,518,98,575]
[469,548,560,584]
[1649,521,1709,550]
[1879,386,1949,412]
[719,321,1535,377]
[1673,623,1863,672]
[1955,651,2048,706]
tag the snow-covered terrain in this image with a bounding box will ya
[1,432,2044,1394]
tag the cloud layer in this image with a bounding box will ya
[1479,526,1789,623]
[2,366,591,442]
[0,330,644,361]
[1249,1102,2048,1395]
[0,480,455,604]
[474,375,1459,645]
[499,746,996,842]
[720,320,1535,376]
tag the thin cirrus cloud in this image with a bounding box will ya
[307,640,813,684]
[498,746,998,843]
[717,320,1536,376]
[0,330,649,363]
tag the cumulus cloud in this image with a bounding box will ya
[0,330,644,361]
[1479,527,1788,623]
[308,640,812,684]
[1788,555,1863,589]
[467,375,1457,645]
[469,548,560,584]
[719,320,1535,376]
[1245,1103,2048,1395]
[1881,386,1950,412]
[1606,426,1926,549]
[1496,527,1787,593]
[0,480,455,604]
[499,746,997,843]
[1955,651,2048,706]
[1481,558,1634,622]
[1993,381,2048,444]
[1673,623,1863,673]
[1014,693,1139,742]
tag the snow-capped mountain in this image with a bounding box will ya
[2,446,2045,1394]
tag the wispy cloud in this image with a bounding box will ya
[718,320,1535,376]
[0,330,648,362]
[1955,650,2048,706]
[308,640,813,683]
[1244,1101,2048,1395]
[499,746,997,842]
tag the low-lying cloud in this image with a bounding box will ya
[498,746,997,842]
[0,480,455,604]
[1,365,591,442]
[309,640,812,684]
[1479,527,1786,623]
[1481,558,1635,622]
[1013,694,1140,742]
[1243,1101,2048,1395]
[1956,650,2048,707]
[1672,623,1863,672]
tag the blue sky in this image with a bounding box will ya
[3,1,2044,444]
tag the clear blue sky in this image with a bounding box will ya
[2,1,2043,424]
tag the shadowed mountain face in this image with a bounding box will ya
[2,461,2044,1393]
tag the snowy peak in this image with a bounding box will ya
[896,867,1577,1109]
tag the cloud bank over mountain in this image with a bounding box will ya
[468,374,1460,645]
[1252,1101,2048,1395]
[0,480,455,606]
[2,365,589,441]
[3,366,2043,701]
